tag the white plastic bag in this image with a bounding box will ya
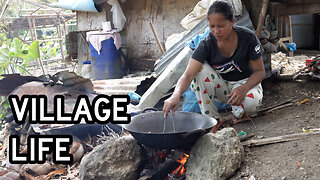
[165,31,189,51]
[107,0,127,31]
[180,0,243,31]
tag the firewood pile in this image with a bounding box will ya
[271,52,320,81]
[306,55,320,75]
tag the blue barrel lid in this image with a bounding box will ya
[82,60,91,64]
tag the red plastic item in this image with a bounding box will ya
[306,59,312,66]
[306,59,312,70]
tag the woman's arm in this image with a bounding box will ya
[163,59,202,117]
[227,57,265,106]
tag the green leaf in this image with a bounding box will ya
[9,38,23,55]
[0,47,10,60]
[28,40,40,60]
[21,40,40,65]
[0,62,9,71]
[22,50,28,54]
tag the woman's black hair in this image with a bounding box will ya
[207,1,234,21]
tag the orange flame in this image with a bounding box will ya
[170,153,189,177]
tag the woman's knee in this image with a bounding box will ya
[242,93,263,113]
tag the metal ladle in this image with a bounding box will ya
[163,111,176,134]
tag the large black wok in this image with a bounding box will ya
[123,109,217,150]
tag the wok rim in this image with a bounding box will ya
[123,111,217,134]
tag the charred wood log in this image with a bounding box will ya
[139,159,180,180]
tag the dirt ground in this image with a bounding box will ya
[228,79,320,180]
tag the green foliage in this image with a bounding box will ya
[40,41,57,60]
[25,40,41,63]
[0,96,9,123]
[0,37,40,75]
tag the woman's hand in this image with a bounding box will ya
[163,94,180,117]
[162,59,202,118]
[227,85,248,106]
[227,57,265,106]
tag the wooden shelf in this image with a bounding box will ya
[270,2,320,17]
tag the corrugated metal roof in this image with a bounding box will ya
[92,75,154,95]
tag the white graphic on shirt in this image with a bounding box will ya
[255,45,261,54]
[212,60,242,74]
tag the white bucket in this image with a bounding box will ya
[102,21,112,32]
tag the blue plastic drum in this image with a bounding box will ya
[89,37,122,80]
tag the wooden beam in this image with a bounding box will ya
[32,17,37,40]
[149,21,165,54]
[5,14,76,20]
[256,0,269,39]
[242,131,320,147]
[27,17,35,41]
[57,13,65,62]
[20,0,53,9]
[278,0,320,4]
[270,2,320,17]
[21,13,76,18]
[19,8,62,12]
[26,38,64,43]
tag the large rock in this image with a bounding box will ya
[186,128,244,180]
[79,135,143,180]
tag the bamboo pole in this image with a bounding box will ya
[149,21,165,54]
[27,17,35,41]
[242,131,320,147]
[57,13,65,62]
[32,17,37,40]
[0,0,10,22]
[21,13,76,18]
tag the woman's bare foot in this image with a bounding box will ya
[211,118,224,133]
[232,112,251,124]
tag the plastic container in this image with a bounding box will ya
[82,60,93,79]
[89,37,122,80]
[128,92,141,105]
[238,130,247,137]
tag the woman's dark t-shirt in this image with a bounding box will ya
[191,25,263,81]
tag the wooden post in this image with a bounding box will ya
[27,17,35,41]
[149,21,165,54]
[279,16,283,37]
[287,16,293,41]
[287,16,293,56]
[79,32,90,58]
[57,13,65,62]
[63,18,67,37]
[27,17,42,70]
[23,29,29,41]
[278,16,294,56]
[256,0,269,39]
[32,17,37,40]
